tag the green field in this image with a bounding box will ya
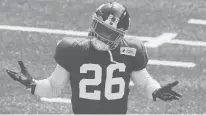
[0,0,206,114]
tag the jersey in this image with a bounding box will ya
[54,37,148,114]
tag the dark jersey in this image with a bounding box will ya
[54,37,148,114]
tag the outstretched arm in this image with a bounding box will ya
[131,68,161,100]
[35,38,75,98]
[34,64,70,98]
[6,61,70,98]
[131,68,182,101]
[130,40,181,101]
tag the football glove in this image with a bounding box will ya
[6,61,36,94]
[152,81,182,101]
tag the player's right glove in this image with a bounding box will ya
[6,61,36,94]
[152,81,182,101]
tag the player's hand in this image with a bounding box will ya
[152,81,182,101]
[6,61,36,93]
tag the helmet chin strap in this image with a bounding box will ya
[90,37,119,64]
[107,50,119,64]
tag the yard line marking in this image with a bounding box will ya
[149,59,196,68]
[188,19,206,25]
[168,39,206,47]
[0,25,89,36]
[0,25,153,41]
[41,97,71,104]
[144,33,177,48]
[0,25,205,47]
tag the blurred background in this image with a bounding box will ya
[0,0,206,114]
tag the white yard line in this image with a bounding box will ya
[169,39,206,47]
[0,25,88,36]
[0,25,205,47]
[148,59,196,68]
[41,97,71,104]
[144,33,177,48]
[188,19,206,25]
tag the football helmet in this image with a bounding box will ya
[89,2,130,50]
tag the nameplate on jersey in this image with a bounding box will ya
[120,47,136,56]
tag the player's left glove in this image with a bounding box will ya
[6,61,36,94]
[152,81,182,101]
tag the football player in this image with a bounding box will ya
[6,2,182,114]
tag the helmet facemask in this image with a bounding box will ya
[89,13,126,50]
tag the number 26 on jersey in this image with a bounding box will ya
[79,63,126,100]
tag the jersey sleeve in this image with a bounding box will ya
[133,41,149,71]
[54,38,77,71]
